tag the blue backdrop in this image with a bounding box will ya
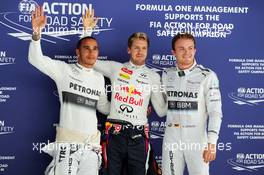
[1,0,264,174]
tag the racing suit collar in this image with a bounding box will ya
[128,61,145,69]
[176,60,197,77]
[76,63,94,73]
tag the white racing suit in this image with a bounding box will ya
[28,39,110,175]
[94,60,167,125]
[161,62,223,175]
[43,128,102,175]
[94,60,167,174]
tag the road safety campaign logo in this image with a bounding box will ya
[0,155,15,173]
[149,121,165,139]
[228,87,264,106]
[146,54,176,72]
[0,120,15,135]
[0,0,114,44]
[0,87,17,103]
[0,51,15,66]
[227,153,264,172]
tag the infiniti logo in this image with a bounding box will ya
[140,73,147,79]
[119,104,133,113]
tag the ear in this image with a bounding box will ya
[127,47,131,54]
[171,49,175,55]
[76,49,80,57]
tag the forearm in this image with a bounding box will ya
[151,92,167,117]
[28,35,44,68]
[97,93,110,115]
[207,110,222,144]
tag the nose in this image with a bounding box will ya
[138,48,145,54]
[183,49,188,54]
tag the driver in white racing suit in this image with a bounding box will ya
[28,7,110,175]
[162,33,223,175]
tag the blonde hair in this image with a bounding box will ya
[128,32,150,48]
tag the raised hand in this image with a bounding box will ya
[82,8,98,31]
[31,6,47,35]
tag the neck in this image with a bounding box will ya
[178,62,194,70]
[77,62,93,69]
[130,59,144,67]
[178,65,191,70]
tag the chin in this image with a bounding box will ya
[136,62,145,66]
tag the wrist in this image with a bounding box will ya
[84,27,93,31]
[32,32,40,41]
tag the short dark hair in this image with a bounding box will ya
[171,33,196,50]
[128,32,150,48]
[76,36,97,49]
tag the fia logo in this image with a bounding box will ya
[18,0,38,14]
[228,87,264,106]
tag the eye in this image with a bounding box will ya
[93,47,98,51]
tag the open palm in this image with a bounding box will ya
[82,9,98,31]
[31,6,47,34]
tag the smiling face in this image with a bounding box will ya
[76,38,99,68]
[171,34,196,70]
[128,38,148,66]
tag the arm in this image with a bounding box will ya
[82,8,121,78]
[203,72,223,163]
[150,72,167,117]
[94,60,122,78]
[97,90,110,115]
[205,72,223,144]
[28,6,64,81]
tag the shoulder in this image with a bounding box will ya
[56,60,69,69]
[114,60,124,67]
[93,69,105,79]
[144,66,161,79]
[92,69,106,89]
[163,67,177,74]
[195,64,219,82]
[195,64,215,77]
[143,67,162,85]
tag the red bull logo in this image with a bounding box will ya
[119,67,133,80]
[114,93,143,106]
[121,67,133,75]
[120,85,142,96]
